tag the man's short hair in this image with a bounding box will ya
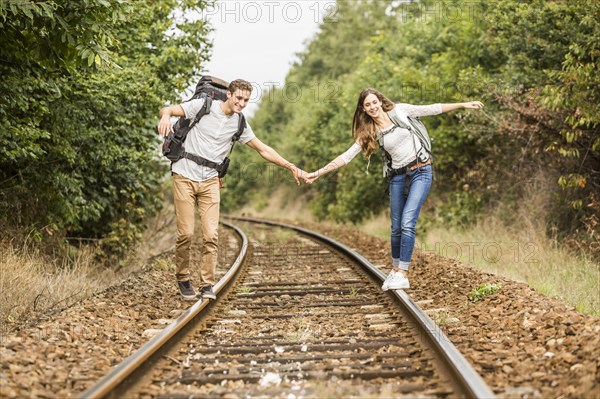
[228,79,253,94]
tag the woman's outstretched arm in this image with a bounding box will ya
[306,142,362,182]
[441,101,484,113]
[307,155,346,181]
[397,101,484,117]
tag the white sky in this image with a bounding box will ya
[200,0,333,115]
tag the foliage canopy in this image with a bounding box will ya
[229,0,599,256]
[0,0,212,259]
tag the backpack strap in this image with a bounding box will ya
[225,112,246,157]
[376,128,394,179]
[189,95,212,130]
[387,109,432,162]
[387,109,411,130]
[180,105,246,177]
[233,113,246,142]
[169,96,213,170]
[181,152,220,170]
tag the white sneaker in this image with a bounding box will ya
[381,271,396,291]
[386,272,410,290]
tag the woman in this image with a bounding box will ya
[306,88,484,290]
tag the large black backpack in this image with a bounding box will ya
[161,76,246,177]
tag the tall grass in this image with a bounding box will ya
[365,214,599,315]
[420,217,599,316]
[0,244,118,333]
[356,174,599,316]
[0,189,177,333]
[422,175,599,316]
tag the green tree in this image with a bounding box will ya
[223,0,394,219]
[229,0,599,256]
[0,0,212,259]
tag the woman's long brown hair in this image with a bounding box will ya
[352,88,395,157]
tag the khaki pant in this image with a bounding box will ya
[172,174,220,286]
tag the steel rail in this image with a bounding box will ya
[226,215,495,399]
[79,221,248,399]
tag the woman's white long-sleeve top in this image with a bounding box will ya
[339,103,442,169]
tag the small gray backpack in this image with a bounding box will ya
[376,109,433,179]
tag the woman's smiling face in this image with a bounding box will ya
[363,93,383,118]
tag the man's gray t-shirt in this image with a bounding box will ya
[172,98,256,182]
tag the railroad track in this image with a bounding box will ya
[80,217,495,398]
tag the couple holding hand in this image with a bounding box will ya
[158,79,483,300]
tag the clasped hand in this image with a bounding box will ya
[290,167,317,185]
[288,167,321,186]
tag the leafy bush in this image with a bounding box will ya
[232,0,598,257]
[0,0,213,260]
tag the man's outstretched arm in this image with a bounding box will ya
[245,137,309,185]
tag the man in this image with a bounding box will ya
[157,79,306,300]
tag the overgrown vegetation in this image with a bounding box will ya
[1,0,597,323]
[226,0,599,259]
[0,0,212,261]
[1,181,177,330]
[420,181,600,315]
[0,243,114,332]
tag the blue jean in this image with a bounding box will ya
[389,165,432,270]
